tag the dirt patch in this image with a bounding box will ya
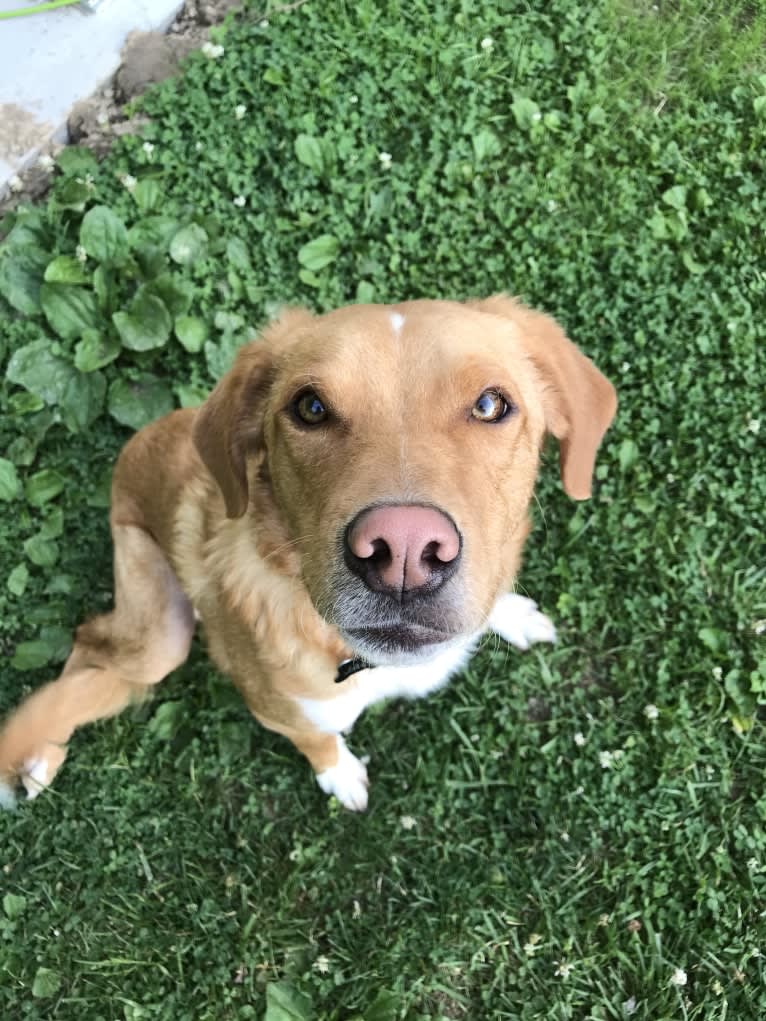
[0,0,245,217]
[0,104,54,162]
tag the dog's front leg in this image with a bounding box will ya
[252,714,370,812]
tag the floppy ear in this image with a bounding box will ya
[471,294,617,500]
[192,342,274,518]
[193,307,315,518]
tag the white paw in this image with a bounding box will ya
[487,593,557,651]
[316,738,369,812]
[21,756,52,800]
[0,779,16,811]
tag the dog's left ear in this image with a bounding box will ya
[470,294,617,500]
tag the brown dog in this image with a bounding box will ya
[0,296,616,811]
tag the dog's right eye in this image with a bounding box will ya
[293,390,328,426]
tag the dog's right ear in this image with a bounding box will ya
[192,308,314,518]
[192,342,273,518]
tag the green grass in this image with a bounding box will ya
[608,1,766,103]
[1,1,765,1018]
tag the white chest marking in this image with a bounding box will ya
[297,593,556,736]
[298,637,478,734]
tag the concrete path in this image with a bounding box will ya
[0,0,183,195]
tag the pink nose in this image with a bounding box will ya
[344,504,461,594]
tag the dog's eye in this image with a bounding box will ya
[293,390,328,426]
[471,389,512,423]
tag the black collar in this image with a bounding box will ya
[335,657,370,683]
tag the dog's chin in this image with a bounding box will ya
[340,624,461,667]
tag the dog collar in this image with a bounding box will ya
[335,657,370,683]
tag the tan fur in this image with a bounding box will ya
[0,297,616,801]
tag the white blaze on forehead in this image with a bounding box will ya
[389,311,405,336]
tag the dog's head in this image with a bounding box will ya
[193,297,616,665]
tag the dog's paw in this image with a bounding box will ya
[316,738,369,812]
[0,742,67,809]
[0,778,16,811]
[488,593,557,651]
[21,746,67,799]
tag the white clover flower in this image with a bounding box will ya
[481,37,493,51]
[400,815,417,830]
[574,731,586,747]
[670,968,688,987]
[76,245,87,264]
[120,173,137,191]
[313,955,330,974]
[747,418,760,434]
[202,41,225,59]
[554,961,574,979]
[8,174,23,193]
[38,154,55,171]
[142,141,155,156]
[233,195,246,207]
[644,704,659,721]
[234,104,247,120]
[378,151,393,167]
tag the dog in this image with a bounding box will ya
[0,296,616,811]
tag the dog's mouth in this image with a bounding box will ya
[324,558,468,665]
[342,623,457,660]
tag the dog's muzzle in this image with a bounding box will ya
[325,503,467,665]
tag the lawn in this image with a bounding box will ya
[1,1,765,1018]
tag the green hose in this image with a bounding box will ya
[0,0,82,20]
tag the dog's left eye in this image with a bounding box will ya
[293,390,328,426]
[471,389,512,423]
